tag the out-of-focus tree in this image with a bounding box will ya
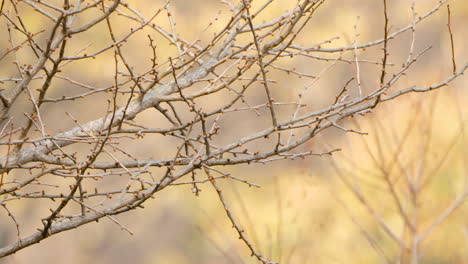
[0,0,465,262]
[328,91,468,264]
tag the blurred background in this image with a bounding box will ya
[1,0,467,263]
